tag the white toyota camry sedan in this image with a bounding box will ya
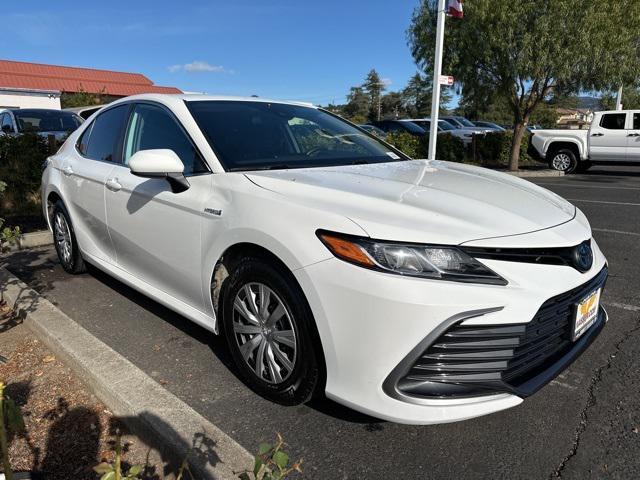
[41,94,608,424]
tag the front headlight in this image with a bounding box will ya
[317,231,507,285]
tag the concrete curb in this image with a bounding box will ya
[6,230,54,252]
[504,169,564,178]
[0,267,253,479]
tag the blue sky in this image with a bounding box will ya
[5,0,442,106]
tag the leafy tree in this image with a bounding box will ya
[409,0,640,170]
[363,69,386,121]
[600,87,640,110]
[343,86,370,124]
[401,72,451,117]
[60,87,115,109]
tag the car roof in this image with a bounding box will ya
[109,93,317,109]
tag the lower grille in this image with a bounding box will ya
[390,267,608,399]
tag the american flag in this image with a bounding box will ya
[447,0,464,18]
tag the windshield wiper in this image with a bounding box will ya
[228,164,291,172]
[351,159,369,165]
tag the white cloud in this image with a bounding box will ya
[380,78,393,86]
[168,61,232,74]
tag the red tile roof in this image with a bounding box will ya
[0,59,182,96]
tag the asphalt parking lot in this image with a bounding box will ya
[3,165,639,479]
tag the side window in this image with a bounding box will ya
[1,114,14,132]
[84,105,129,162]
[123,104,208,175]
[633,113,640,130]
[600,113,626,130]
[76,123,93,155]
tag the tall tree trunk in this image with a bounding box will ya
[509,120,528,171]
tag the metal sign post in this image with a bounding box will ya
[427,0,447,160]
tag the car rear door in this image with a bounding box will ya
[59,104,130,262]
[589,112,628,161]
[625,111,640,161]
[104,102,212,310]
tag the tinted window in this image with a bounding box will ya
[76,123,93,155]
[123,104,207,175]
[438,120,455,131]
[1,114,13,132]
[85,105,129,162]
[600,113,626,130]
[187,101,406,171]
[14,109,82,133]
[634,113,640,130]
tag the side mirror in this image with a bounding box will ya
[1,125,13,134]
[128,149,189,193]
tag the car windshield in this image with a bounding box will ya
[456,117,477,127]
[398,121,426,134]
[187,101,407,171]
[438,120,455,131]
[442,118,461,128]
[14,109,83,133]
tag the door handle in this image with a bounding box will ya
[591,133,604,137]
[62,165,74,176]
[106,178,122,192]
[628,133,640,137]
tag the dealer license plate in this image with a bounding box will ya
[573,288,601,341]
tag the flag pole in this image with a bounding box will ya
[427,0,447,160]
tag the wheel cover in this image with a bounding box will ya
[53,212,73,265]
[552,153,572,171]
[232,283,297,384]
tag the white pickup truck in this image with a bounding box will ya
[529,110,640,173]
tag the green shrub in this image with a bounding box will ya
[474,131,533,167]
[0,133,52,216]
[386,132,468,162]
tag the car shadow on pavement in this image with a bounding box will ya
[84,264,383,425]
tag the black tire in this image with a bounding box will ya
[549,148,579,174]
[51,200,86,274]
[221,256,321,405]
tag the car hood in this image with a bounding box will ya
[245,160,576,245]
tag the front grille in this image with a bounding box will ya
[394,267,608,399]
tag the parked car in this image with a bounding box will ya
[358,124,387,138]
[65,105,107,120]
[473,121,506,132]
[42,94,608,424]
[0,108,83,141]
[369,119,426,136]
[528,110,640,173]
[441,115,493,133]
[408,118,475,145]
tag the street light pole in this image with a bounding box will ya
[427,0,447,160]
[616,85,623,110]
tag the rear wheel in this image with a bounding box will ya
[221,257,321,405]
[52,200,86,274]
[549,148,579,174]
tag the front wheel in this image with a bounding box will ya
[52,200,86,274]
[221,257,321,405]
[549,148,579,174]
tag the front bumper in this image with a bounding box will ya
[294,236,608,424]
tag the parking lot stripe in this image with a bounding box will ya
[567,198,640,207]
[604,302,640,312]
[536,182,640,191]
[592,228,640,237]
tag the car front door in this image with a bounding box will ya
[589,112,628,161]
[59,104,130,262]
[104,102,212,310]
[625,111,640,161]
